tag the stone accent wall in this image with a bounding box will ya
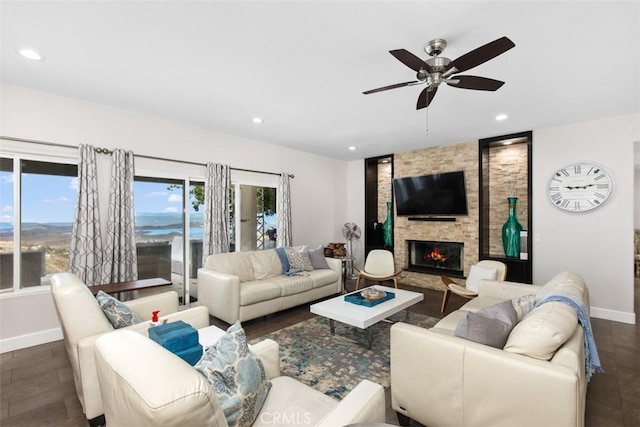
[394,141,479,290]
[486,143,529,255]
[377,162,392,222]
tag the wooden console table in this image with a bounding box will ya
[90,278,172,300]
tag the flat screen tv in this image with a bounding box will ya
[393,171,468,216]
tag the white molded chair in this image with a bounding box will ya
[354,249,402,290]
[440,260,507,313]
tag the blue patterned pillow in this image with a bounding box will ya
[95,291,142,329]
[195,321,271,427]
[285,247,313,272]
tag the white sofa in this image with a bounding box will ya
[94,327,385,426]
[197,248,342,324]
[391,271,592,427]
[50,272,210,424]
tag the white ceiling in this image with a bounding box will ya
[2,1,638,161]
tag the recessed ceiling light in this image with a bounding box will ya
[16,48,44,61]
[252,117,263,124]
[495,114,509,121]
[348,146,356,151]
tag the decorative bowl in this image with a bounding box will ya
[360,288,386,301]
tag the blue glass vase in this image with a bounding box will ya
[383,201,393,247]
[502,197,522,258]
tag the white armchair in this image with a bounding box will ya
[94,329,386,426]
[50,272,210,424]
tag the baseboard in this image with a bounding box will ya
[0,327,63,354]
[591,306,636,324]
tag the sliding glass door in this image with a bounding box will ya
[133,177,204,305]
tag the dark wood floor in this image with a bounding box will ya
[1,279,638,426]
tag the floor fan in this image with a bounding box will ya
[342,222,362,279]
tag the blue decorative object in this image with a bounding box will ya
[149,320,202,365]
[382,201,393,247]
[502,197,522,258]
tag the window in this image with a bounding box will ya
[0,157,78,290]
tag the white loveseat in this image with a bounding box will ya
[94,328,385,426]
[391,271,592,427]
[50,272,210,423]
[198,248,342,324]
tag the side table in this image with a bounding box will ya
[90,278,172,301]
[334,257,354,294]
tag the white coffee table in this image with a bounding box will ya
[310,286,424,348]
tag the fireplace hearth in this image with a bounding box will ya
[407,240,464,277]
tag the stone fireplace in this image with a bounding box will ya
[407,239,464,278]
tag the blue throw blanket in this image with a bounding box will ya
[534,292,604,382]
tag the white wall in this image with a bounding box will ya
[635,140,640,228]
[346,160,365,269]
[533,114,639,324]
[0,83,350,351]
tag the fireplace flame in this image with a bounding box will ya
[425,247,448,263]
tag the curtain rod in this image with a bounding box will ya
[0,135,294,178]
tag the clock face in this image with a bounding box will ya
[546,162,614,213]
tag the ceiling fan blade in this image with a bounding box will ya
[445,36,515,74]
[389,49,433,73]
[416,87,438,110]
[446,75,505,91]
[363,81,419,95]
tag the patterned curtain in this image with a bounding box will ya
[69,144,103,285]
[101,149,137,283]
[203,163,231,261]
[277,172,293,247]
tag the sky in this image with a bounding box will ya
[0,171,196,224]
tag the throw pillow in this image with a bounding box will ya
[308,245,330,269]
[275,247,290,274]
[195,321,271,427]
[95,291,142,329]
[465,265,498,293]
[285,247,314,272]
[454,300,518,348]
[511,294,537,321]
[504,301,578,360]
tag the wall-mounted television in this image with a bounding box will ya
[393,171,468,216]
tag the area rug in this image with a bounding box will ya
[250,312,439,400]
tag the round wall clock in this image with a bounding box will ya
[546,161,614,213]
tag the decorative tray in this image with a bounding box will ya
[345,289,395,307]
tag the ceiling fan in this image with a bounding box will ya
[363,36,515,109]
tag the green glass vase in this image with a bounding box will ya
[502,197,523,258]
[382,201,393,247]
